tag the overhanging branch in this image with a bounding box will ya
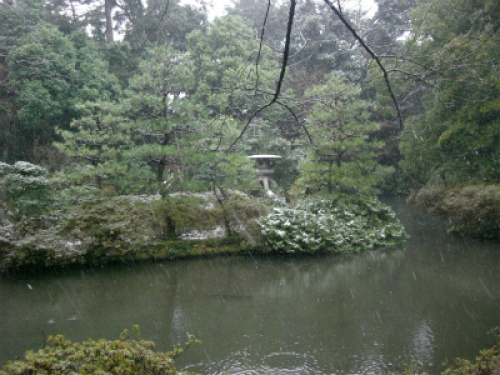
[254,0,272,95]
[322,0,403,130]
[226,0,297,152]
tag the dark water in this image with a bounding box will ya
[1,198,499,374]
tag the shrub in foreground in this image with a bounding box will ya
[442,329,500,375]
[400,329,499,375]
[0,329,199,375]
[255,194,407,254]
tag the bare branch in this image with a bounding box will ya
[322,0,403,130]
[254,0,272,95]
[272,0,296,104]
[226,0,297,152]
[275,98,314,145]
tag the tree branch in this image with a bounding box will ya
[254,0,272,95]
[226,0,296,152]
[272,0,296,105]
[322,0,403,130]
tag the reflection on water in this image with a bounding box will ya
[410,320,435,363]
[0,198,499,375]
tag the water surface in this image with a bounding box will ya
[0,198,499,374]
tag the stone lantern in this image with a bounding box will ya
[248,154,282,191]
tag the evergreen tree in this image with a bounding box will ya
[296,73,393,195]
[4,23,120,164]
[120,0,208,51]
[54,101,130,193]
[123,45,202,194]
[187,15,280,120]
[367,0,415,55]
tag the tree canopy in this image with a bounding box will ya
[0,0,497,207]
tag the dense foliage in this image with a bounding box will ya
[396,0,499,187]
[2,328,498,375]
[256,195,406,254]
[0,328,199,374]
[407,184,499,239]
[0,1,497,372]
[295,73,393,195]
[3,326,497,375]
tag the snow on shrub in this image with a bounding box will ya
[255,195,407,254]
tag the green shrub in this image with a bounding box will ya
[401,329,500,375]
[441,328,500,375]
[255,194,407,254]
[0,329,199,375]
[408,184,499,239]
[0,162,53,218]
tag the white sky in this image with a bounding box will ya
[77,0,379,40]
[183,0,378,21]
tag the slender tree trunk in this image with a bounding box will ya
[105,0,115,43]
[335,152,342,192]
[214,183,232,237]
[157,96,171,196]
[94,116,103,190]
[328,158,333,194]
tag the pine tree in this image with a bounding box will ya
[296,73,393,195]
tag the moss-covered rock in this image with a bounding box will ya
[407,184,499,239]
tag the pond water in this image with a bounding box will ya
[0,198,499,374]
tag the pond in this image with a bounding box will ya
[0,198,499,374]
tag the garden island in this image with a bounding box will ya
[0,0,498,373]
